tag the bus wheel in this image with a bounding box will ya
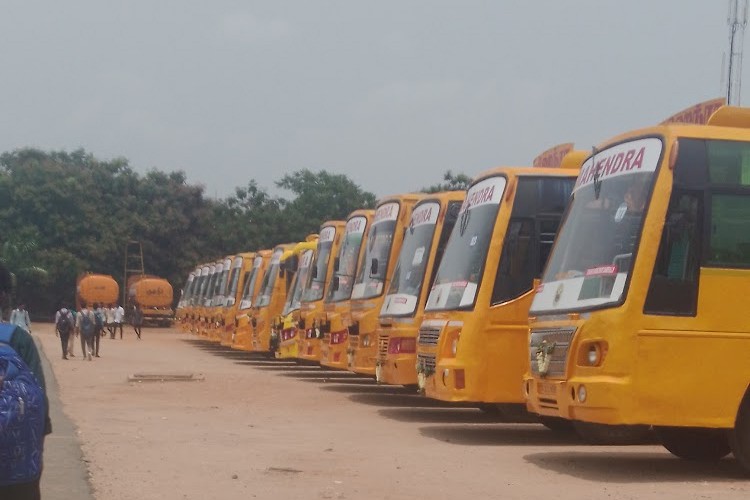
[656,427,730,461]
[573,422,653,445]
[729,393,750,471]
[539,416,575,433]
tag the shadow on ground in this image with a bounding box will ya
[419,423,582,446]
[523,450,746,482]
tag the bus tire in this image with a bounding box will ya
[573,422,653,445]
[540,416,576,433]
[729,392,750,472]
[656,426,730,461]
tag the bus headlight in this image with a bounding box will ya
[587,344,600,365]
[578,341,607,367]
[578,385,587,403]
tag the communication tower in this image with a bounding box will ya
[727,0,749,105]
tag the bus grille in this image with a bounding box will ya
[418,326,441,346]
[377,335,389,361]
[529,327,577,378]
[417,354,436,373]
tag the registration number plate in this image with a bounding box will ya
[537,381,556,396]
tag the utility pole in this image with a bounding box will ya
[727,0,749,105]
[123,240,145,312]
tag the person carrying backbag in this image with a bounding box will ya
[55,306,74,360]
[76,304,96,361]
[0,323,50,500]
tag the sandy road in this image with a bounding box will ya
[34,322,749,500]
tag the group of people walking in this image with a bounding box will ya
[54,303,144,360]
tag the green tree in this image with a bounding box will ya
[421,170,472,193]
[276,169,376,240]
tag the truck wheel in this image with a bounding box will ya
[656,427,730,461]
[729,393,750,472]
[573,421,653,445]
[539,416,575,433]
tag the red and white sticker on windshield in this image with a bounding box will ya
[574,138,662,193]
[346,216,367,235]
[374,202,400,224]
[410,202,440,228]
[585,265,618,277]
[319,225,336,242]
[461,176,506,212]
[300,250,314,269]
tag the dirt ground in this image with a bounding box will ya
[34,322,750,500]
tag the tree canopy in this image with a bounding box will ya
[0,148,380,318]
[421,170,473,193]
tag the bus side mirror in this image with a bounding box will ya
[332,276,340,291]
[370,258,379,277]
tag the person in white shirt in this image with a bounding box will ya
[9,303,31,332]
[105,304,115,338]
[113,304,125,339]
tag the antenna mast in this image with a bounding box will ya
[727,0,749,105]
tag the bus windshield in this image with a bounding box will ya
[192,269,208,306]
[283,249,314,315]
[302,226,336,303]
[381,202,439,316]
[256,249,284,308]
[202,267,218,306]
[213,260,231,305]
[352,202,399,300]
[327,216,367,303]
[225,258,243,307]
[426,176,506,311]
[239,256,263,310]
[531,137,663,313]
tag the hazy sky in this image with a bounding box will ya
[0,1,736,198]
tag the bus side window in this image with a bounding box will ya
[644,191,702,316]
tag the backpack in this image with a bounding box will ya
[0,324,46,485]
[80,312,95,337]
[56,310,71,335]
[94,310,104,329]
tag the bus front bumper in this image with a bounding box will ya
[524,374,633,425]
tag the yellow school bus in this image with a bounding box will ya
[276,239,319,358]
[320,209,375,369]
[249,244,295,353]
[376,191,465,386]
[416,148,585,417]
[232,250,272,351]
[194,261,219,336]
[176,266,200,330]
[296,221,346,363]
[217,252,256,346]
[185,263,210,333]
[205,255,233,341]
[524,104,750,464]
[348,194,424,376]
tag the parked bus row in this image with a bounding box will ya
[176,100,750,473]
